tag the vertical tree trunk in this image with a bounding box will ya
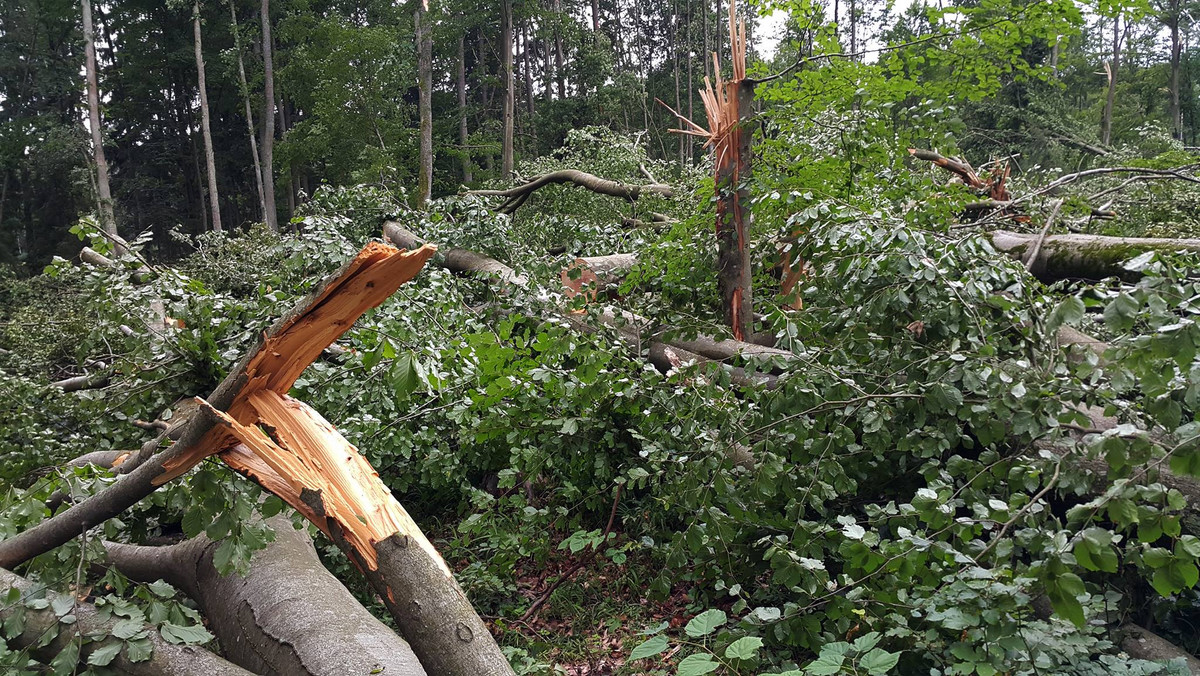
[502,0,515,179]
[674,0,684,167]
[687,0,694,163]
[416,2,433,207]
[849,0,858,56]
[1169,2,1183,140]
[458,35,473,184]
[716,79,754,341]
[228,0,267,223]
[553,0,565,98]
[1102,16,1121,147]
[193,0,222,232]
[82,0,119,247]
[592,0,601,45]
[260,0,279,232]
[522,22,535,117]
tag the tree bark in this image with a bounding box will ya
[553,0,565,98]
[384,221,528,287]
[715,82,753,340]
[1101,16,1122,147]
[1168,1,1183,140]
[82,0,119,248]
[467,169,673,214]
[416,1,433,207]
[1120,624,1200,670]
[228,0,267,223]
[104,516,427,676]
[458,35,473,184]
[990,230,1200,282]
[0,567,254,676]
[193,0,222,232]
[501,0,515,179]
[260,0,279,232]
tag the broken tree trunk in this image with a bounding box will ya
[562,253,638,300]
[712,11,754,341]
[0,239,514,675]
[0,567,254,676]
[104,515,426,676]
[466,169,673,214]
[991,230,1200,282]
[384,221,528,288]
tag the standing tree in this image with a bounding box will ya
[416,0,433,207]
[228,0,267,222]
[192,0,222,232]
[260,0,279,231]
[458,33,472,184]
[502,0,515,178]
[82,0,119,247]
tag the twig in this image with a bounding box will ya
[1024,198,1064,272]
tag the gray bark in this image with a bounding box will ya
[468,169,673,214]
[1120,624,1200,672]
[501,0,515,178]
[384,221,528,287]
[82,0,119,248]
[458,35,473,184]
[416,3,433,207]
[260,0,279,231]
[991,230,1200,282]
[104,516,426,676]
[228,0,267,223]
[0,567,253,676]
[193,1,222,232]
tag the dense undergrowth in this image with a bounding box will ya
[5,124,1200,674]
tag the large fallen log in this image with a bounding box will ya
[991,230,1200,282]
[1120,624,1200,672]
[383,220,528,288]
[0,567,254,676]
[0,239,514,675]
[466,169,673,214]
[104,515,426,676]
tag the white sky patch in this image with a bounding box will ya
[756,9,788,60]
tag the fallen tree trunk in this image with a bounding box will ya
[0,567,253,676]
[991,230,1200,282]
[562,254,638,300]
[384,221,528,288]
[1119,624,1200,672]
[104,515,427,676]
[466,169,673,214]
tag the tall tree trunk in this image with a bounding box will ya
[1102,16,1121,147]
[458,34,473,184]
[687,0,694,163]
[416,2,433,207]
[502,0,515,178]
[716,79,754,340]
[554,0,565,98]
[193,0,222,232]
[592,0,601,45]
[82,0,118,246]
[1169,2,1183,140]
[674,0,684,167]
[260,0,279,231]
[522,22,535,117]
[228,0,267,223]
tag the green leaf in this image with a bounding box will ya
[724,636,763,660]
[181,508,206,539]
[111,617,145,640]
[629,634,669,661]
[87,641,122,667]
[147,580,176,599]
[260,495,285,518]
[676,653,719,676]
[124,637,153,663]
[49,637,80,676]
[160,622,214,645]
[859,647,901,675]
[684,609,727,637]
[805,651,847,675]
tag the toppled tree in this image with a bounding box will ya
[0,238,514,676]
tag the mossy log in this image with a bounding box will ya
[991,230,1200,282]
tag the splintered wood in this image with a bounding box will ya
[151,240,446,574]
